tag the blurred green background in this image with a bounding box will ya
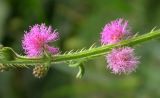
[0,0,160,98]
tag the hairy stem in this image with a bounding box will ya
[1,29,160,66]
[53,29,160,62]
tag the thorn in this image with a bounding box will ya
[75,49,79,53]
[150,27,157,33]
[80,48,85,52]
[132,33,139,38]
[89,43,96,50]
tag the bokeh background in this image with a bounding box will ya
[0,0,160,98]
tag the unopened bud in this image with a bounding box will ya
[0,64,8,72]
[32,65,48,78]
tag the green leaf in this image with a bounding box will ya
[76,64,85,79]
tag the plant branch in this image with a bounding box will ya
[0,29,160,67]
[53,29,160,62]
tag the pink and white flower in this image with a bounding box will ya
[101,18,130,44]
[22,24,59,57]
[107,47,139,74]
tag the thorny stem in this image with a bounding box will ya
[0,29,160,67]
[52,29,160,61]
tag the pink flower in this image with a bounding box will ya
[22,24,59,57]
[106,47,139,74]
[101,18,130,44]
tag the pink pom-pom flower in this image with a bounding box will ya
[106,47,139,74]
[101,18,130,44]
[22,24,59,57]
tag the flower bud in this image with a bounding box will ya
[32,65,48,78]
[0,64,8,72]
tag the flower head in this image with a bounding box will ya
[107,47,139,74]
[101,18,130,44]
[22,24,59,57]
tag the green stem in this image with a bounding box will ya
[1,29,160,66]
[53,29,160,62]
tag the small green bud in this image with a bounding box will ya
[32,65,48,78]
